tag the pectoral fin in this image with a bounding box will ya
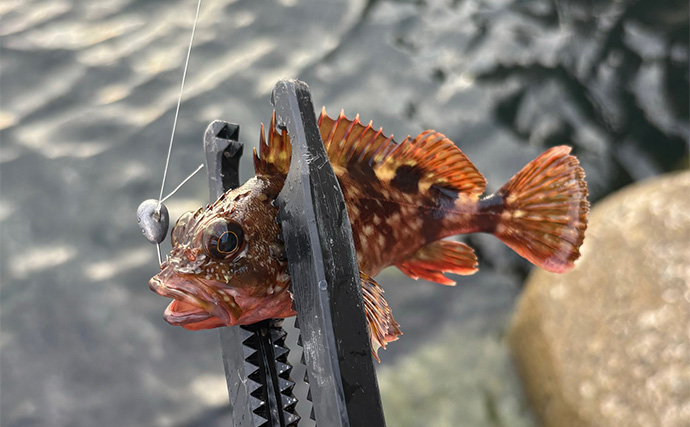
[360,272,401,361]
[396,240,478,286]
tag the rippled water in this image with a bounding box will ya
[1,0,687,426]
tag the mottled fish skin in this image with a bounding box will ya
[149,175,295,330]
[313,111,488,279]
[338,168,458,275]
[149,108,589,358]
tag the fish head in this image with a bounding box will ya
[148,178,293,330]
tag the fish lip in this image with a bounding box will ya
[163,300,213,325]
[148,269,236,326]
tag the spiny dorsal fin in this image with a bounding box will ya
[360,271,401,361]
[318,108,395,172]
[253,111,291,175]
[319,108,486,197]
[254,108,486,198]
[396,239,478,286]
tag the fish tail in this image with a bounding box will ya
[483,146,589,273]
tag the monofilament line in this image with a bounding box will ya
[155,0,203,266]
[153,162,204,266]
[157,0,203,205]
[160,163,205,204]
[156,240,163,266]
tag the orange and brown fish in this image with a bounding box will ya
[149,108,588,358]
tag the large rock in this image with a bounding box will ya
[509,171,690,426]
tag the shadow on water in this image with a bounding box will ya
[476,0,688,199]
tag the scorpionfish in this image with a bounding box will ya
[149,108,589,359]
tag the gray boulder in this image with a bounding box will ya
[509,171,690,426]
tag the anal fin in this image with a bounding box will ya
[396,240,478,286]
[360,272,402,362]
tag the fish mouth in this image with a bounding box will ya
[148,268,240,330]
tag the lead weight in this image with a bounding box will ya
[137,199,170,244]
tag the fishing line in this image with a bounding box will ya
[137,0,203,267]
[150,163,204,265]
[157,0,204,266]
[159,163,205,205]
[158,0,203,206]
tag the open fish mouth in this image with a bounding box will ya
[164,300,217,326]
[148,269,240,330]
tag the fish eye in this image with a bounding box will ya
[171,210,194,246]
[203,219,244,260]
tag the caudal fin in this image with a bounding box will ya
[492,146,589,273]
